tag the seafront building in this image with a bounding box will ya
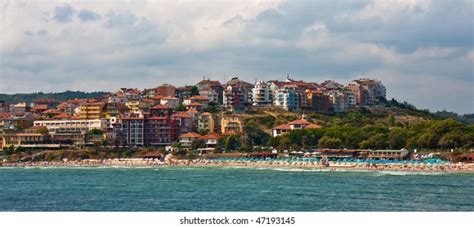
[272,118,322,137]
[0,76,386,150]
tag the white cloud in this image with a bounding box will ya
[0,0,472,113]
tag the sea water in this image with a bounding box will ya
[0,167,472,211]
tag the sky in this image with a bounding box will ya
[0,0,473,114]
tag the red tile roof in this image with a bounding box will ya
[288,119,311,125]
[179,132,202,138]
[187,102,203,106]
[200,133,221,140]
[151,104,171,109]
[189,95,209,100]
[53,113,72,119]
[305,123,322,129]
[274,124,291,130]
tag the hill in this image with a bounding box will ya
[0,91,110,104]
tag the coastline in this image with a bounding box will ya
[1,159,473,173]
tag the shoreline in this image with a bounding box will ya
[1,159,473,173]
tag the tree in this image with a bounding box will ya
[88,129,103,135]
[191,139,206,150]
[387,127,407,149]
[224,135,241,152]
[359,133,388,149]
[190,86,200,96]
[318,136,342,149]
[438,131,462,149]
[36,126,49,135]
[175,104,187,111]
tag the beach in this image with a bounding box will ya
[2,158,473,173]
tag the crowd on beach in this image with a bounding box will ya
[1,157,473,173]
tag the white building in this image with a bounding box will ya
[252,81,271,106]
[273,85,306,111]
[33,119,106,133]
[160,96,180,109]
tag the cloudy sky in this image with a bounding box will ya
[1,0,473,113]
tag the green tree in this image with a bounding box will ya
[174,104,187,111]
[191,139,206,150]
[190,86,200,96]
[36,126,49,135]
[317,136,342,149]
[359,133,388,149]
[387,127,407,149]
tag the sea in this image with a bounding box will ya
[0,166,473,211]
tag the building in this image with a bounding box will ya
[306,89,332,113]
[273,85,307,111]
[175,86,193,101]
[31,98,59,109]
[179,132,202,147]
[183,96,209,108]
[221,114,244,134]
[160,96,180,109]
[223,85,246,112]
[272,119,322,137]
[198,112,215,133]
[197,79,224,104]
[0,113,33,134]
[33,119,106,134]
[252,81,272,106]
[79,102,106,119]
[1,132,57,149]
[107,95,129,104]
[198,133,221,154]
[119,88,142,100]
[155,84,176,97]
[10,103,27,114]
[223,77,254,111]
[117,111,194,147]
[366,149,409,159]
[348,78,386,106]
[326,90,347,113]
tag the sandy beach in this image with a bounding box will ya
[1,158,473,173]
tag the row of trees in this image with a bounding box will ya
[214,118,473,152]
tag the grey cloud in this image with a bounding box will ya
[104,11,137,28]
[2,0,473,114]
[37,29,48,36]
[78,9,101,22]
[52,4,75,23]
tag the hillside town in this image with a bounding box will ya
[1,76,387,153]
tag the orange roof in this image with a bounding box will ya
[43,109,61,114]
[162,96,179,100]
[172,112,193,118]
[0,113,11,119]
[274,124,291,130]
[53,113,72,119]
[200,133,221,140]
[150,95,165,100]
[200,112,212,116]
[34,104,49,110]
[187,102,203,106]
[179,132,202,138]
[304,123,322,129]
[288,119,311,125]
[189,95,209,100]
[151,104,171,109]
[186,108,198,114]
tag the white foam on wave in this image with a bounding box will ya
[375,170,447,176]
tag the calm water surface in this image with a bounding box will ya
[0,167,472,211]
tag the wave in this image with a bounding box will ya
[375,170,448,176]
